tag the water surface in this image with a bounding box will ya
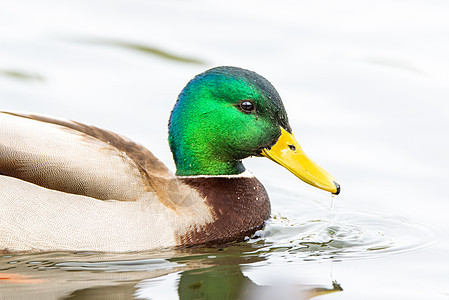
[1,0,449,299]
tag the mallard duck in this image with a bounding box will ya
[0,66,339,252]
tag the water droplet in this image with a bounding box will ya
[330,194,336,210]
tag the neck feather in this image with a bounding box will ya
[173,152,246,176]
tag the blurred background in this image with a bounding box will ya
[1,0,449,299]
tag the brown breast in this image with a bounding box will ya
[177,176,271,247]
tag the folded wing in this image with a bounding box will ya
[0,112,173,201]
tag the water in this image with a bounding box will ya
[1,0,449,299]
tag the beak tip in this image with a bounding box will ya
[332,181,341,195]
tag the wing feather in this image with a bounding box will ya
[0,112,173,201]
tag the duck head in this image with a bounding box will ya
[169,66,340,194]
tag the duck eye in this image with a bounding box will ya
[239,100,255,113]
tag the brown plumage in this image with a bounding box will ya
[178,176,270,246]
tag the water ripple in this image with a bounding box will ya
[245,210,439,262]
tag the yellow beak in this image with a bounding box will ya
[261,128,340,195]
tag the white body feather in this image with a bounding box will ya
[0,112,215,252]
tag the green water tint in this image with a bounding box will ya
[0,69,45,82]
[1,248,342,299]
[73,38,206,64]
[173,265,342,300]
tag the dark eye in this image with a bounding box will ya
[239,100,255,113]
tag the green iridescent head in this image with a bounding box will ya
[168,66,291,176]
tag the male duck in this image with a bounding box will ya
[0,66,339,252]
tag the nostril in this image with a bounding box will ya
[288,144,296,152]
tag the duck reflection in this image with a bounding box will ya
[174,264,342,300]
[0,246,342,300]
[140,246,342,300]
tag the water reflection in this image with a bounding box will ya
[0,245,342,299]
[136,264,342,300]
[72,38,206,64]
[0,69,45,82]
